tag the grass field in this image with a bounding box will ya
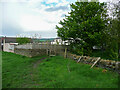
[2,52,119,88]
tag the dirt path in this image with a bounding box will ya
[23,57,47,88]
[33,57,47,68]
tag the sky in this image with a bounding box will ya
[0,0,112,38]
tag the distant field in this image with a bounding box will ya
[2,52,118,88]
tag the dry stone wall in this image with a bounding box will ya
[66,53,120,72]
[14,48,46,57]
[14,44,69,57]
[14,44,120,72]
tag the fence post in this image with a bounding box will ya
[64,48,67,58]
[55,44,56,55]
[46,49,48,55]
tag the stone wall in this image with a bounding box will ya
[14,43,69,57]
[14,48,47,57]
[66,53,120,72]
[15,43,33,49]
[14,44,120,72]
[15,43,69,50]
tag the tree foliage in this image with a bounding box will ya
[114,1,120,59]
[16,37,30,45]
[103,19,119,60]
[56,1,108,55]
[106,1,120,60]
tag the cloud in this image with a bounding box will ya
[1,0,73,37]
[46,0,59,4]
[24,30,57,38]
[2,22,23,36]
[61,14,66,17]
[45,6,69,12]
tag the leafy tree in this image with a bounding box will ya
[99,1,120,60]
[114,1,120,59]
[56,0,108,55]
[104,19,119,60]
[16,37,31,45]
[108,1,120,60]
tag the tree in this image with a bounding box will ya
[109,0,120,59]
[99,1,120,60]
[16,37,31,45]
[104,19,119,60]
[114,1,120,59]
[56,0,108,55]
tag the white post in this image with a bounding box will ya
[3,37,6,51]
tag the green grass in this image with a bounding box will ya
[2,52,119,88]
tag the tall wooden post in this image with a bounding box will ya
[64,48,67,58]
[46,49,48,55]
[55,44,56,55]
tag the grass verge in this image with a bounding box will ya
[2,52,118,88]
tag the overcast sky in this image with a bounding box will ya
[1,0,111,38]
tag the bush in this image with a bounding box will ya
[16,37,30,45]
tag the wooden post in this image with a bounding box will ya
[91,57,101,68]
[55,44,56,55]
[77,56,82,63]
[50,49,51,56]
[64,48,67,58]
[46,49,48,55]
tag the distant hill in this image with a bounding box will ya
[32,38,55,42]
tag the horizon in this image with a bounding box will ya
[0,35,59,39]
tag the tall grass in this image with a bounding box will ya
[2,52,118,88]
